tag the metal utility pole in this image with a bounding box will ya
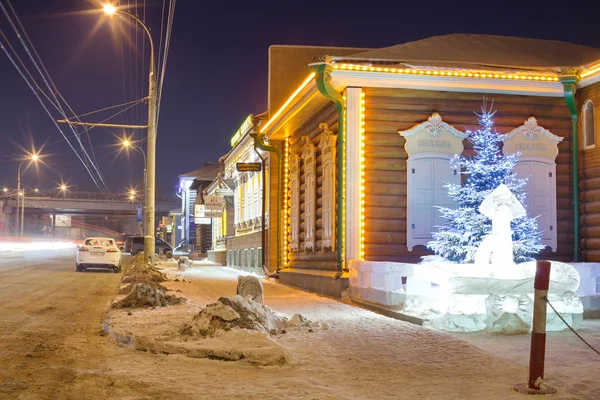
[16,174,20,237]
[58,6,157,264]
[20,189,25,237]
[145,43,157,264]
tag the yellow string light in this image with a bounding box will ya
[359,91,366,260]
[283,136,290,266]
[331,63,560,82]
[581,64,600,79]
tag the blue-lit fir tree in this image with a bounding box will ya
[427,105,545,264]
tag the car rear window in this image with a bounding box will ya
[85,239,115,247]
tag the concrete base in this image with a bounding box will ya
[278,268,348,298]
[207,249,226,265]
[513,383,557,395]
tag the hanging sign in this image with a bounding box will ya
[236,162,262,172]
[204,195,225,210]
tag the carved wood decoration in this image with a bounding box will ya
[302,136,317,252]
[503,117,562,251]
[289,153,300,251]
[318,123,337,251]
[398,113,467,251]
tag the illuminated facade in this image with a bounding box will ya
[223,115,268,273]
[256,34,600,298]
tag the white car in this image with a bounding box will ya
[76,237,122,273]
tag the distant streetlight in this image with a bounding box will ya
[3,187,7,193]
[104,3,157,261]
[60,184,67,191]
[16,152,41,237]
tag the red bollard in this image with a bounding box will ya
[514,260,557,395]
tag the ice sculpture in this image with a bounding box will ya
[474,184,526,276]
[349,183,584,334]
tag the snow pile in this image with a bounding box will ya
[112,282,186,308]
[122,255,167,284]
[181,295,291,336]
[114,254,185,308]
[163,295,319,365]
[177,256,192,270]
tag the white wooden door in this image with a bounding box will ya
[409,157,458,249]
[513,161,555,247]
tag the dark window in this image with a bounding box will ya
[584,100,595,148]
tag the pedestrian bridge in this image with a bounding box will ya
[20,191,180,216]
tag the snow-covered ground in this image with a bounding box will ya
[105,258,600,400]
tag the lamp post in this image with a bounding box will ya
[122,139,147,236]
[16,153,40,237]
[104,4,156,262]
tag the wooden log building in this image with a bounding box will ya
[248,35,600,297]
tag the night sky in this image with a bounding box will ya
[0,0,597,196]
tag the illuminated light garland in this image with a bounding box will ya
[581,64,600,79]
[359,91,366,260]
[331,63,560,82]
[260,73,316,134]
[283,136,290,266]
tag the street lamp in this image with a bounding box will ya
[16,152,41,237]
[104,3,157,261]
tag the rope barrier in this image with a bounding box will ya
[543,296,600,356]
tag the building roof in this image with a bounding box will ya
[336,34,600,72]
[179,163,220,181]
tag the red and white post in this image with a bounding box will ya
[514,260,557,394]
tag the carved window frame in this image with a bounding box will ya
[234,176,241,225]
[318,124,337,250]
[302,137,317,252]
[290,153,300,251]
[583,100,595,150]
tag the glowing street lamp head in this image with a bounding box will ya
[31,154,39,162]
[60,184,67,191]
[129,194,135,201]
[122,139,131,148]
[129,189,136,196]
[103,3,117,15]
[3,187,7,192]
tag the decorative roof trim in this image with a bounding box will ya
[399,113,468,139]
[330,69,564,97]
[331,63,559,82]
[504,117,564,142]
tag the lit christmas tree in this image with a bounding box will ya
[427,104,545,264]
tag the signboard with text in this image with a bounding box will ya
[236,162,262,172]
[55,215,71,227]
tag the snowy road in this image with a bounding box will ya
[0,253,598,400]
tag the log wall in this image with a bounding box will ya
[285,102,338,270]
[363,88,574,263]
[578,81,600,261]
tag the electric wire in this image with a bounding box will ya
[156,0,176,124]
[0,35,106,194]
[4,1,111,196]
[1,1,114,198]
[45,98,147,147]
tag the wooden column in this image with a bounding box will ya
[346,87,362,261]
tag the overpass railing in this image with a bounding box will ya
[12,191,178,203]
